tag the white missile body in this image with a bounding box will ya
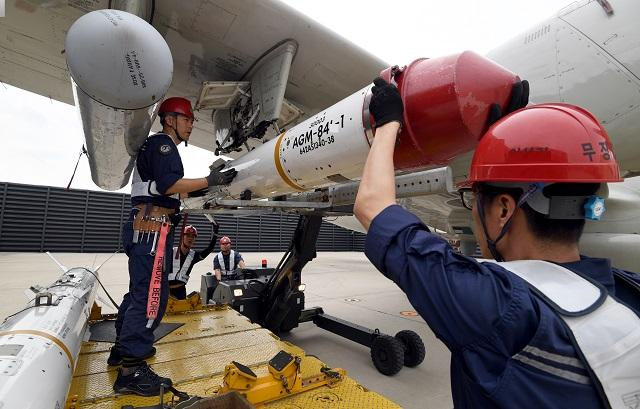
[0,268,98,409]
[218,86,374,199]
[207,52,519,202]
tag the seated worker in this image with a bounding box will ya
[213,236,246,280]
[168,223,219,299]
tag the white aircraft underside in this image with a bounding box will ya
[1,0,639,270]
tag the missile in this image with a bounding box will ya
[65,9,173,191]
[0,267,98,409]
[210,51,519,200]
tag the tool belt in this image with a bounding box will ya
[133,204,175,233]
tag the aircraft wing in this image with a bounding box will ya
[0,0,387,153]
[3,0,640,272]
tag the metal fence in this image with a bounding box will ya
[0,182,366,253]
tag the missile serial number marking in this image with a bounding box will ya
[292,114,345,155]
[299,135,335,155]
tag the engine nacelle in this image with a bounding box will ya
[65,9,173,191]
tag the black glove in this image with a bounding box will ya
[487,80,529,127]
[187,188,209,198]
[369,77,404,127]
[212,222,220,234]
[206,164,237,186]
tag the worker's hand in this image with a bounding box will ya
[212,222,220,234]
[487,79,529,127]
[369,77,404,128]
[206,164,237,186]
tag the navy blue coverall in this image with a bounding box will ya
[115,133,183,361]
[365,205,640,409]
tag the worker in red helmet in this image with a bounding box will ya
[169,223,220,299]
[213,236,246,280]
[354,78,640,408]
[111,97,238,396]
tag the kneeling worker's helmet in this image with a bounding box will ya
[220,236,231,245]
[183,225,198,237]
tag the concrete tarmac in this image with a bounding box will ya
[0,251,453,408]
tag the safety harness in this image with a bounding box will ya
[169,247,195,284]
[483,259,640,409]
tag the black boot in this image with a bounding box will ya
[113,361,172,396]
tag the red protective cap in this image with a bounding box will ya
[159,97,194,119]
[377,51,519,170]
[183,225,198,237]
[459,103,622,187]
[220,236,231,245]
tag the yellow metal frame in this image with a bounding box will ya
[67,298,400,408]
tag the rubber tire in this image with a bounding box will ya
[370,335,405,376]
[395,330,426,367]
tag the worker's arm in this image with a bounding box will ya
[194,224,220,262]
[238,259,246,269]
[354,122,400,230]
[354,78,404,231]
[213,256,222,280]
[166,178,208,194]
[166,166,238,195]
[149,136,236,196]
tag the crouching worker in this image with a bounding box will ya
[169,223,219,299]
[354,78,640,408]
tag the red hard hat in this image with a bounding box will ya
[220,236,231,245]
[159,97,194,119]
[183,225,198,236]
[459,103,621,187]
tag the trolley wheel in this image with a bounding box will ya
[370,335,405,376]
[395,330,426,367]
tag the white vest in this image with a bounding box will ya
[130,134,179,200]
[169,247,195,284]
[483,259,640,409]
[131,164,179,200]
[215,250,236,276]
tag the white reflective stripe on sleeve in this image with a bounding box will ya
[513,344,590,385]
[523,345,584,369]
[513,353,591,384]
[488,259,640,409]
